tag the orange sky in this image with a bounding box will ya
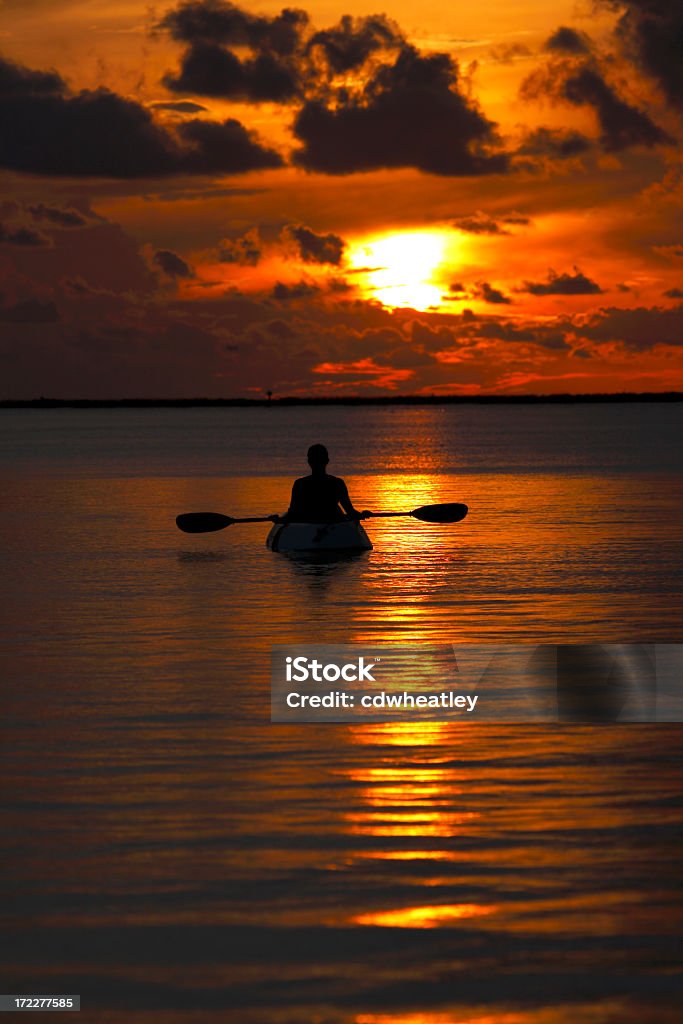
[1,0,682,397]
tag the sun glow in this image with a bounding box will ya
[348,230,447,310]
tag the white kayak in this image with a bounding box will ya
[266,520,373,552]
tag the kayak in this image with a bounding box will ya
[266,520,373,552]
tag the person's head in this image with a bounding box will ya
[307,443,329,471]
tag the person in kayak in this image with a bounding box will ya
[275,444,370,524]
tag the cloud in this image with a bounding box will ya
[477,281,512,304]
[261,318,296,338]
[159,2,309,103]
[271,280,321,300]
[517,126,592,158]
[653,244,683,260]
[596,0,683,111]
[218,229,262,265]
[488,42,532,64]
[153,249,194,278]
[288,224,345,264]
[544,27,591,54]
[162,41,302,102]
[521,58,673,152]
[308,14,403,74]
[312,357,414,389]
[177,117,283,173]
[159,1,308,53]
[150,100,208,113]
[0,55,62,95]
[293,45,507,176]
[0,297,59,322]
[159,6,404,104]
[454,211,530,234]
[26,203,89,227]
[663,287,683,298]
[0,222,51,246]
[0,54,283,177]
[522,267,603,295]
[582,303,683,350]
[483,322,569,350]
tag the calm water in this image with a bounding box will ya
[1,404,682,1022]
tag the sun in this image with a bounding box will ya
[347,230,447,310]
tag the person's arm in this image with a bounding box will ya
[337,479,370,520]
[278,479,302,523]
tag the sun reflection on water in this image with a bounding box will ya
[354,902,495,927]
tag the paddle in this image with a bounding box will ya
[367,502,468,523]
[176,502,468,534]
[176,513,273,533]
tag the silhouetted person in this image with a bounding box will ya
[276,444,370,524]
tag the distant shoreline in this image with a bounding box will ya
[0,392,681,409]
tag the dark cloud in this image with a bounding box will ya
[560,65,673,150]
[308,14,402,74]
[521,59,673,152]
[0,222,51,246]
[454,211,530,235]
[272,280,321,300]
[177,117,283,173]
[219,229,262,265]
[488,42,532,64]
[288,224,344,264]
[0,297,59,322]
[150,100,208,113]
[544,27,591,54]
[327,277,351,293]
[663,287,683,298]
[475,319,569,350]
[0,55,62,95]
[448,281,466,293]
[0,54,282,177]
[293,45,507,176]
[582,304,683,350]
[262,318,296,337]
[159,1,308,55]
[153,249,194,278]
[27,203,89,227]
[162,41,301,102]
[653,244,683,260]
[477,282,512,304]
[159,2,309,103]
[522,268,603,295]
[518,126,592,158]
[159,8,405,104]
[596,0,683,110]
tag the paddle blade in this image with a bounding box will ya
[412,502,468,524]
[176,512,234,534]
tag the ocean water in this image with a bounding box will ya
[1,404,682,1022]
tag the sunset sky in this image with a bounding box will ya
[1,0,682,397]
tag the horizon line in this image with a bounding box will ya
[1,391,682,409]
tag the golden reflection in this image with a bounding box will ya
[349,722,457,746]
[347,230,448,310]
[335,715,494,927]
[354,903,494,927]
[346,811,477,837]
[356,850,466,861]
[355,1013,528,1023]
[347,472,469,643]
